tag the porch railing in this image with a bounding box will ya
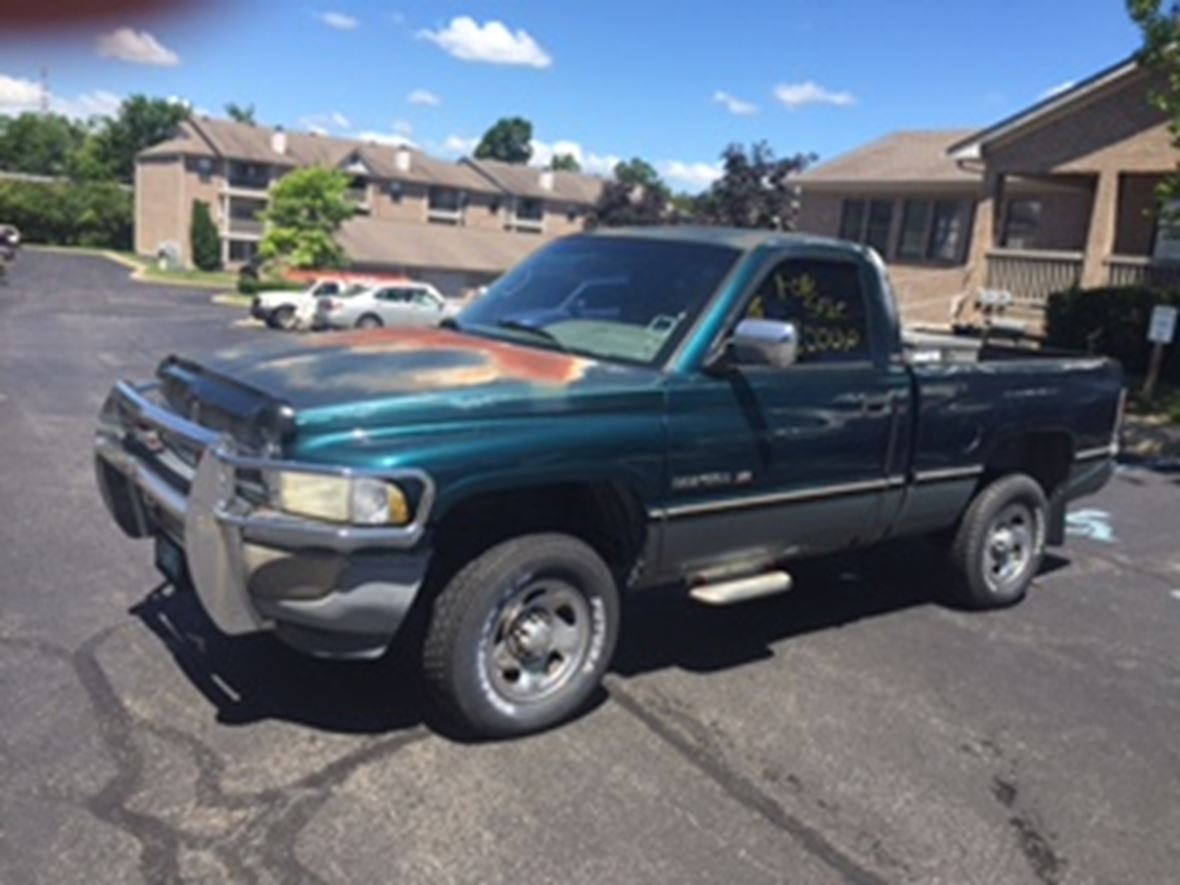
[1106,255,1180,289]
[227,216,263,236]
[985,249,1084,307]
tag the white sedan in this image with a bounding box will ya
[317,282,456,330]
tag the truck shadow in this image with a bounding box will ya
[129,540,1072,738]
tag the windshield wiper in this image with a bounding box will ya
[494,319,569,352]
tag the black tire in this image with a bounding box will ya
[948,473,1047,609]
[273,305,297,331]
[356,313,383,329]
[422,533,620,738]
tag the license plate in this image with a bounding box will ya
[155,535,190,588]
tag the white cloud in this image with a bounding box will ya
[53,90,122,119]
[300,111,350,132]
[662,160,723,191]
[773,80,855,110]
[418,17,552,68]
[392,119,413,136]
[1,75,122,119]
[1039,80,1075,100]
[529,138,618,176]
[356,130,414,147]
[319,11,358,30]
[407,88,440,106]
[95,28,180,66]
[0,74,41,111]
[713,90,757,116]
[439,134,479,156]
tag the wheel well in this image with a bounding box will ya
[981,432,1073,498]
[427,481,648,586]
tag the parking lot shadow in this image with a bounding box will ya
[130,582,438,736]
[129,539,1072,736]
[614,540,1070,677]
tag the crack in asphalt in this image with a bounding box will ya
[1,629,429,883]
[607,677,900,885]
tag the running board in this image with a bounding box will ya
[689,571,793,606]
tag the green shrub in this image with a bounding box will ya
[1045,286,1180,383]
[0,179,132,249]
[189,200,221,271]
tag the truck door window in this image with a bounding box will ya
[742,259,870,363]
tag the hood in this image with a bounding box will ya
[176,326,665,437]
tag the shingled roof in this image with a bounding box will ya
[797,130,980,187]
[138,117,601,201]
[337,215,549,274]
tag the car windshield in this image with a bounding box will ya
[457,236,740,365]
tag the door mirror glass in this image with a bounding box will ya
[727,318,799,369]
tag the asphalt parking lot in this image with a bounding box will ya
[2,248,1179,884]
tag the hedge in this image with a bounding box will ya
[0,179,132,250]
[1045,286,1180,384]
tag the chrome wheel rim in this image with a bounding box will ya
[484,580,592,705]
[984,502,1036,593]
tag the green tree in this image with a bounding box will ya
[0,179,131,248]
[550,153,581,172]
[0,113,89,177]
[189,200,221,270]
[474,116,533,164]
[696,141,814,230]
[1128,2,1180,207]
[589,158,672,227]
[260,166,355,269]
[93,95,190,182]
[225,102,256,124]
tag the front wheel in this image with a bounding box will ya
[356,313,383,329]
[273,305,297,331]
[422,533,619,738]
[948,473,1047,608]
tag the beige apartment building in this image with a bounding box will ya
[796,56,1180,327]
[135,117,603,297]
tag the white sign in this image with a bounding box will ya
[1148,304,1177,344]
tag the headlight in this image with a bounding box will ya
[264,471,410,525]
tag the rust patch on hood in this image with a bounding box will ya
[307,327,592,387]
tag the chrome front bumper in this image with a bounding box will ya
[94,380,432,659]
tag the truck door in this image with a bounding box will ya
[659,253,910,578]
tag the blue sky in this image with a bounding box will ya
[0,1,1143,190]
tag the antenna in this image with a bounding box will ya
[39,66,49,114]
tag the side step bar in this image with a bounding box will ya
[689,571,793,606]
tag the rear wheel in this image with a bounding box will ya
[948,473,1047,608]
[356,313,383,329]
[422,533,619,738]
[273,305,297,331]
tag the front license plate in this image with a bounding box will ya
[155,534,190,588]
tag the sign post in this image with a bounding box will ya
[1144,304,1177,401]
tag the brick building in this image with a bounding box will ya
[796,57,1180,327]
[134,117,603,297]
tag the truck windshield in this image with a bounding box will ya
[457,236,740,365]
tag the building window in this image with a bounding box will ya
[898,200,932,259]
[838,200,866,242]
[428,187,464,224]
[895,199,971,263]
[928,200,970,261]
[196,157,213,183]
[838,199,893,255]
[388,181,403,204]
[1001,199,1042,250]
[228,240,259,263]
[228,161,268,190]
[516,198,543,221]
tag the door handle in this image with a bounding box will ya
[861,395,893,415]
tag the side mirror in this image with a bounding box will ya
[723,318,799,369]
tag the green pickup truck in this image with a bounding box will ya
[95,227,1124,736]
